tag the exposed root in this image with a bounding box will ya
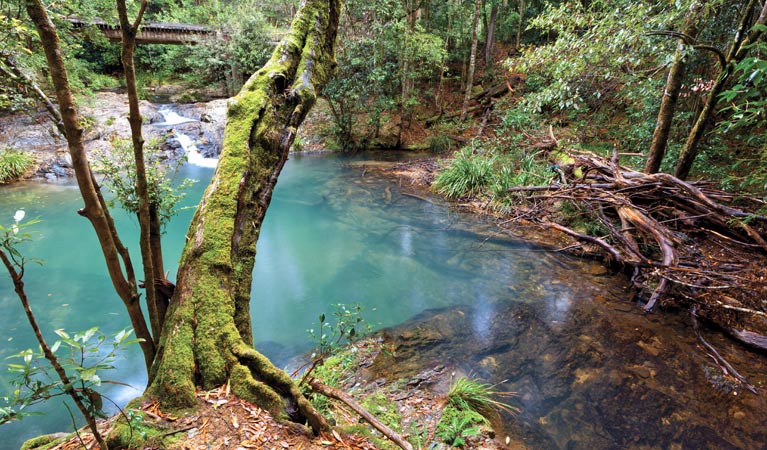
[506,149,767,348]
[233,344,331,434]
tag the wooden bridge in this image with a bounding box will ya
[67,18,215,45]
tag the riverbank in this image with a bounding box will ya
[23,337,522,450]
[5,90,767,449]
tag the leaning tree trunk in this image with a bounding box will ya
[147,0,341,434]
[645,0,704,174]
[674,0,767,179]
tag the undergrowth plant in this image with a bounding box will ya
[433,146,496,198]
[0,148,34,183]
[434,144,551,212]
[447,377,517,417]
[437,377,518,448]
[1,213,140,449]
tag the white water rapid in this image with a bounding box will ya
[157,106,219,168]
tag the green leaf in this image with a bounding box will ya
[54,329,70,340]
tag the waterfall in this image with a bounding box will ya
[156,106,219,168]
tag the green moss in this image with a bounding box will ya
[20,434,67,450]
[360,393,402,433]
[146,0,341,423]
[229,364,284,417]
[106,410,179,450]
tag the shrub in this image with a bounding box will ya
[428,134,452,153]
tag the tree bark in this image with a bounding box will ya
[645,0,704,174]
[461,0,482,121]
[674,0,767,179]
[115,0,165,351]
[516,0,525,49]
[25,0,155,371]
[147,0,341,434]
[485,2,498,67]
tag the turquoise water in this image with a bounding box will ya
[3,153,765,449]
[0,152,550,448]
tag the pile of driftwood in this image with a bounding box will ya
[508,149,767,358]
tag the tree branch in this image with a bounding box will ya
[310,380,414,450]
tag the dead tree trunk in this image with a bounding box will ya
[147,0,341,434]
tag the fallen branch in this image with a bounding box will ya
[309,380,414,450]
[543,221,623,264]
[617,206,677,312]
[691,307,758,394]
[401,192,434,204]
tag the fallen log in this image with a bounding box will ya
[426,104,484,126]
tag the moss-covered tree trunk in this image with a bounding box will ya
[644,0,704,174]
[147,0,341,434]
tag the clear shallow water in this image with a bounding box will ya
[2,153,765,449]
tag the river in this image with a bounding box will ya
[1,148,766,448]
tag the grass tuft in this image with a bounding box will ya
[0,149,34,183]
[447,376,518,417]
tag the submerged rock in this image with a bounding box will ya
[369,286,767,449]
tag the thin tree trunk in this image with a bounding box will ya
[645,0,704,174]
[25,0,155,371]
[148,0,341,433]
[149,206,168,328]
[461,0,482,121]
[0,250,108,450]
[675,0,766,179]
[485,2,498,67]
[116,0,163,350]
[516,0,525,49]
[0,51,65,136]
